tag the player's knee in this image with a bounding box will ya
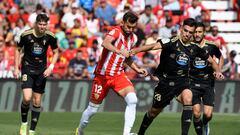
[203,112,212,119]
[193,110,201,118]
[124,92,138,105]
[87,102,101,114]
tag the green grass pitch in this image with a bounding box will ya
[0,112,239,135]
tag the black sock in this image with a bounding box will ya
[202,114,212,125]
[21,102,30,123]
[181,105,192,135]
[138,112,154,135]
[193,116,203,135]
[30,105,41,131]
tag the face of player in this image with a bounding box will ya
[122,20,137,36]
[35,21,48,34]
[194,26,205,43]
[180,25,195,43]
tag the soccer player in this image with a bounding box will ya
[130,18,223,135]
[191,22,224,135]
[75,11,148,135]
[14,14,59,135]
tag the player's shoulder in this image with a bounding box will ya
[21,29,33,37]
[45,30,56,38]
[205,40,218,48]
[170,36,179,42]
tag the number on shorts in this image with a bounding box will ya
[94,84,103,94]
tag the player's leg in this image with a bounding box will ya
[29,74,46,134]
[202,105,213,135]
[118,86,137,135]
[138,81,174,135]
[20,73,34,135]
[191,88,204,135]
[193,104,203,135]
[138,107,162,135]
[29,92,43,134]
[114,74,137,135]
[202,86,215,135]
[178,88,193,135]
[77,76,108,135]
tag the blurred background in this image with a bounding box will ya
[0,0,240,80]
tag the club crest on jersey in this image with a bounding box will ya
[154,94,161,101]
[94,93,100,99]
[176,53,189,66]
[43,40,46,45]
[193,57,208,69]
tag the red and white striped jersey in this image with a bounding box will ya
[95,26,138,77]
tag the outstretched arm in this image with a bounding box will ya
[130,42,162,55]
[125,57,148,76]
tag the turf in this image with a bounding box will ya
[0,112,239,135]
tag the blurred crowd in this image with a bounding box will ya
[0,0,240,80]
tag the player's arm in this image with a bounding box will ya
[14,34,24,79]
[102,35,129,57]
[130,42,162,55]
[207,56,224,80]
[125,57,148,76]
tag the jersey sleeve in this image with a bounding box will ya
[106,28,120,40]
[213,45,222,59]
[132,34,138,48]
[157,38,171,50]
[49,36,58,50]
[17,34,25,49]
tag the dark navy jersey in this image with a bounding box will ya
[190,40,222,80]
[154,36,209,79]
[17,29,58,73]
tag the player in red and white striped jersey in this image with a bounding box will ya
[76,11,148,135]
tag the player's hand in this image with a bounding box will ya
[213,72,225,80]
[117,48,130,58]
[129,49,136,56]
[14,68,20,79]
[138,68,148,77]
[43,68,53,78]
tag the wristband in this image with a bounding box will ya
[49,64,54,70]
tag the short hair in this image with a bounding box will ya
[183,18,196,27]
[123,11,139,24]
[195,22,205,31]
[36,13,49,23]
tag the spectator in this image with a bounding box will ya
[28,3,45,27]
[71,18,88,48]
[0,50,9,71]
[68,50,90,79]
[85,10,102,37]
[51,54,68,79]
[138,5,158,36]
[95,0,117,27]
[184,0,207,20]
[158,17,175,38]
[87,56,97,79]
[115,3,131,24]
[205,26,229,61]
[62,40,78,61]
[222,50,239,80]
[79,0,94,12]
[61,3,84,29]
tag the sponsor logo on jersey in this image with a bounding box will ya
[32,43,43,55]
[193,57,208,69]
[176,53,189,66]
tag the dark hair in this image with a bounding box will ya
[123,11,139,24]
[36,13,49,23]
[183,18,196,27]
[195,22,205,31]
[145,5,152,9]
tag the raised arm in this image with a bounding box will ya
[130,41,162,55]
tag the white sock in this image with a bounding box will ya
[29,130,35,133]
[123,93,138,135]
[79,102,100,130]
